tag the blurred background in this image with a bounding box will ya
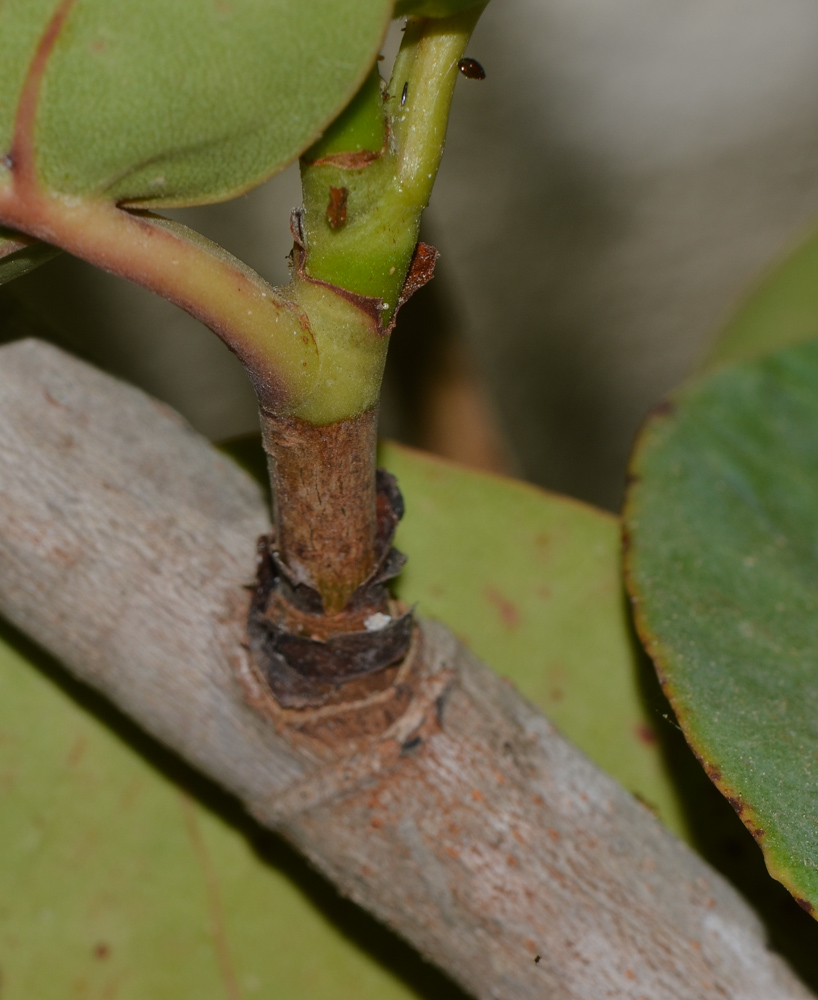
[4,0,818,511]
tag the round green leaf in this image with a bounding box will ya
[0,0,392,207]
[625,338,818,914]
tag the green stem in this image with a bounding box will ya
[292,6,485,425]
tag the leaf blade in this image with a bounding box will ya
[0,0,393,207]
[625,338,818,913]
[0,227,59,285]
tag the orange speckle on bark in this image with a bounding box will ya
[472,788,485,803]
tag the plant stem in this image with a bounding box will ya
[260,408,379,613]
[0,186,319,414]
[257,7,485,623]
[298,7,485,322]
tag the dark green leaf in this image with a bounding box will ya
[625,338,818,912]
[0,0,392,207]
[0,228,59,285]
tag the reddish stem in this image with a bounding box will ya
[10,0,77,195]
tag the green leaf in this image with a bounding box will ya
[0,227,59,285]
[0,0,392,207]
[625,337,818,914]
[394,0,485,17]
[0,442,687,996]
[703,224,818,373]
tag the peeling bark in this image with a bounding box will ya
[0,339,812,1000]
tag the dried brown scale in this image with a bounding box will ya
[247,457,413,708]
[326,186,349,230]
[303,147,386,170]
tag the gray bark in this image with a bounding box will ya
[0,338,811,1000]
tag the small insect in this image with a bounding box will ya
[458,57,486,80]
[326,186,349,230]
[401,82,408,107]
[534,955,541,965]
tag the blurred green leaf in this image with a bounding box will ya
[0,441,689,996]
[625,338,818,914]
[0,0,391,207]
[0,228,59,285]
[703,224,818,373]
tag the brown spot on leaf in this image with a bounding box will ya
[652,399,676,418]
[67,735,87,767]
[796,896,815,914]
[635,723,657,746]
[326,186,349,230]
[93,943,110,960]
[485,587,520,628]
